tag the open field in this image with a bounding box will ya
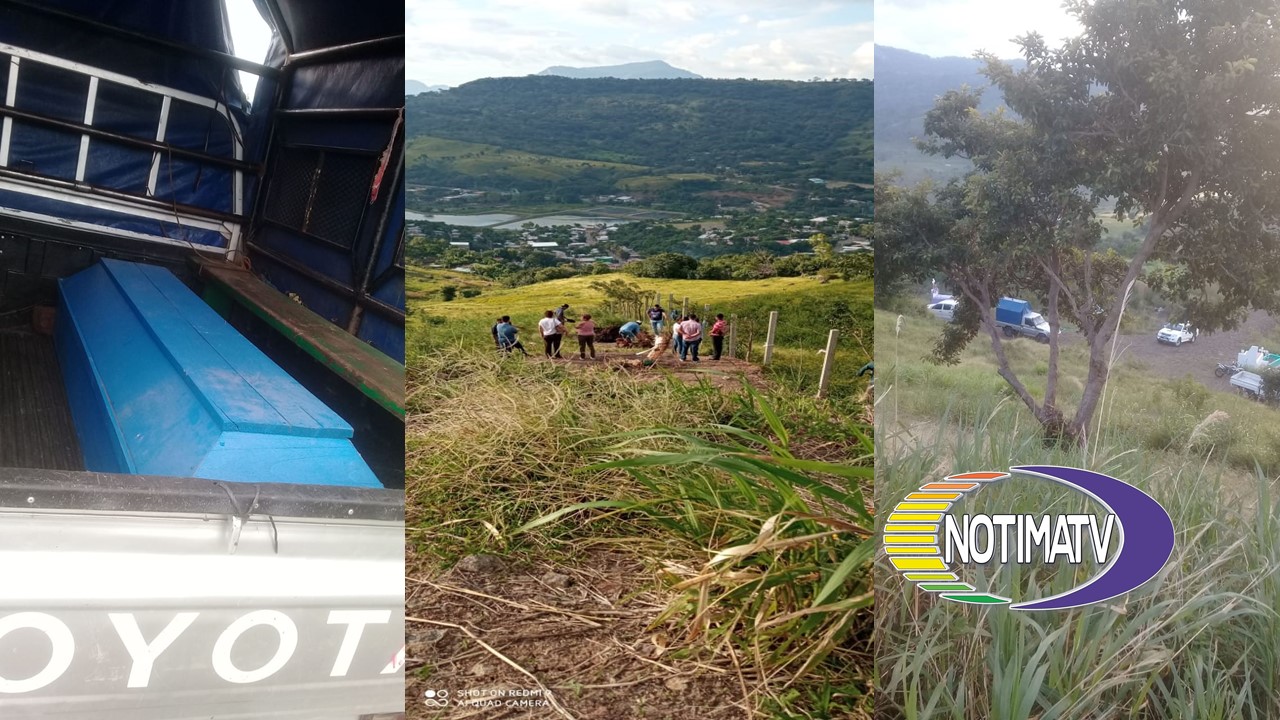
[411,271,871,399]
[409,134,647,182]
[875,306,1280,719]
[615,173,717,191]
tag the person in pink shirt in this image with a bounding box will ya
[576,313,597,359]
[709,313,728,360]
[680,314,703,362]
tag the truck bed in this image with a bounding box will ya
[0,329,83,471]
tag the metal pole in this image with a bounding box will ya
[682,296,688,317]
[817,329,839,398]
[762,310,779,366]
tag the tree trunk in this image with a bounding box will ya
[1070,308,1120,443]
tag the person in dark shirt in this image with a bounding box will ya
[648,305,666,334]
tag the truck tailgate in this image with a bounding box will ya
[0,470,403,719]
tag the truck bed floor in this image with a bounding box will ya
[0,330,83,471]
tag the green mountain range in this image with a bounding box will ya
[407,75,872,197]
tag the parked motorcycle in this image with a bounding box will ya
[1215,361,1241,378]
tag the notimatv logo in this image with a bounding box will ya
[884,466,1175,610]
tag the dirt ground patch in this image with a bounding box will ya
[1112,309,1277,388]
[406,549,750,720]
[525,343,770,392]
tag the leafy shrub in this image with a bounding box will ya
[440,285,457,301]
[1171,375,1211,411]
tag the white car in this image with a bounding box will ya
[1157,322,1197,346]
[927,299,958,321]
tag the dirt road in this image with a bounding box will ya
[1111,310,1276,387]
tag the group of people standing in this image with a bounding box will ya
[647,304,728,362]
[492,303,594,359]
[492,301,729,362]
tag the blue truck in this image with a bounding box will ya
[0,2,405,717]
[995,297,1053,343]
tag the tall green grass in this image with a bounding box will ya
[880,376,1280,712]
[407,346,875,716]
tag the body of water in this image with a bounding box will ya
[404,211,520,226]
[405,210,634,230]
[493,215,632,230]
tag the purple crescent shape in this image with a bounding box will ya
[1007,465,1175,611]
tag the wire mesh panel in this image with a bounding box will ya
[308,152,375,249]
[263,146,318,230]
[263,145,376,250]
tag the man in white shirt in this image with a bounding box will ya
[537,309,564,358]
[670,314,685,357]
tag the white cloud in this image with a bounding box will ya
[875,0,1081,58]
[406,0,872,85]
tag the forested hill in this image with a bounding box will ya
[407,76,873,184]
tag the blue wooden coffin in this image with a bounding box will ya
[55,259,380,488]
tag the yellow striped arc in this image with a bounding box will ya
[887,513,943,522]
[885,524,938,533]
[886,546,939,555]
[884,535,936,544]
[890,557,947,571]
[895,502,950,511]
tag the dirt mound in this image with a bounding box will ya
[528,341,768,392]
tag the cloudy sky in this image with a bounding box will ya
[876,0,1080,59]
[408,0,874,87]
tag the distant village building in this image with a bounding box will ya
[527,241,559,248]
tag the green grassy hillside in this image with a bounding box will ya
[409,135,647,186]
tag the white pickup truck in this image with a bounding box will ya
[927,298,958,321]
[1156,322,1197,346]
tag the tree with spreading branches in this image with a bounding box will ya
[877,0,1280,443]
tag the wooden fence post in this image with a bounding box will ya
[728,316,737,359]
[762,310,779,366]
[817,329,839,398]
